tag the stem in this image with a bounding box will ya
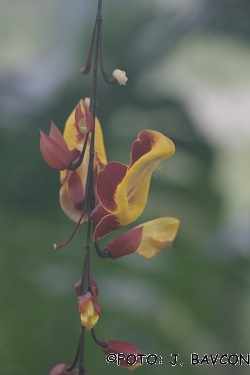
[94,240,110,259]
[80,19,97,75]
[89,0,102,117]
[77,217,91,371]
[68,134,89,171]
[100,20,117,84]
[69,1,103,372]
[91,328,108,348]
[81,217,92,295]
[54,207,86,249]
[85,0,103,215]
[66,337,81,372]
[77,325,86,374]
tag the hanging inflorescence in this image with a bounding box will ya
[39,1,179,374]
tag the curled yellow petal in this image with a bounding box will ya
[94,130,175,239]
[135,217,180,259]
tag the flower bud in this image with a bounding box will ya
[40,122,75,170]
[75,100,94,134]
[74,276,99,297]
[103,340,144,370]
[105,217,180,259]
[112,69,128,85]
[78,292,101,330]
[49,363,74,375]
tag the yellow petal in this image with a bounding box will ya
[59,185,87,223]
[80,301,99,330]
[135,217,180,259]
[113,130,175,225]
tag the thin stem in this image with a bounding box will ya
[77,217,91,371]
[85,0,103,216]
[72,1,103,373]
[54,207,86,249]
[77,325,86,374]
[92,222,110,258]
[81,217,92,295]
[89,0,102,116]
[68,134,89,171]
[80,19,97,75]
[66,337,81,372]
[100,21,117,85]
[91,328,108,348]
[94,240,110,259]
[85,134,95,216]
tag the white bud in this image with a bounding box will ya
[112,69,128,85]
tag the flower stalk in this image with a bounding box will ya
[40,0,179,373]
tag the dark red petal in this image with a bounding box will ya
[49,121,71,156]
[78,292,91,309]
[93,214,122,241]
[84,102,94,132]
[91,202,109,224]
[68,171,84,210]
[105,226,143,259]
[90,275,99,297]
[103,340,144,355]
[75,102,84,130]
[70,148,81,161]
[96,162,127,212]
[103,340,144,367]
[74,276,99,297]
[74,279,82,296]
[40,130,72,170]
[129,130,155,168]
[78,292,101,315]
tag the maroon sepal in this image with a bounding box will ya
[105,226,143,259]
[91,202,109,224]
[40,122,74,170]
[103,340,144,367]
[75,101,94,134]
[93,214,122,241]
[78,292,101,316]
[68,171,84,210]
[74,276,99,297]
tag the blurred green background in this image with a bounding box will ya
[1,0,250,374]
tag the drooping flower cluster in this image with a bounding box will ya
[40,99,179,253]
[40,1,179,374]
[40,99,179,373]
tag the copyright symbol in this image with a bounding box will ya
[106,353,117,363]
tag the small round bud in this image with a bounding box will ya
[112,69,128,85]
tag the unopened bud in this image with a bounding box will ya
[78,292,101,330]
[112,69,128,85]
[75,100,94,134]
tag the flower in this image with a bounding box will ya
[105,217,180,259]
[40,122,78,170]
[75,99,94,134]
[75,276,99,297]
[59,99,107,223]
[103,340,144,371]
[91,130,175,240]
[49,364,74,375]
[78,292,101,330]
[112,69,128,85]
